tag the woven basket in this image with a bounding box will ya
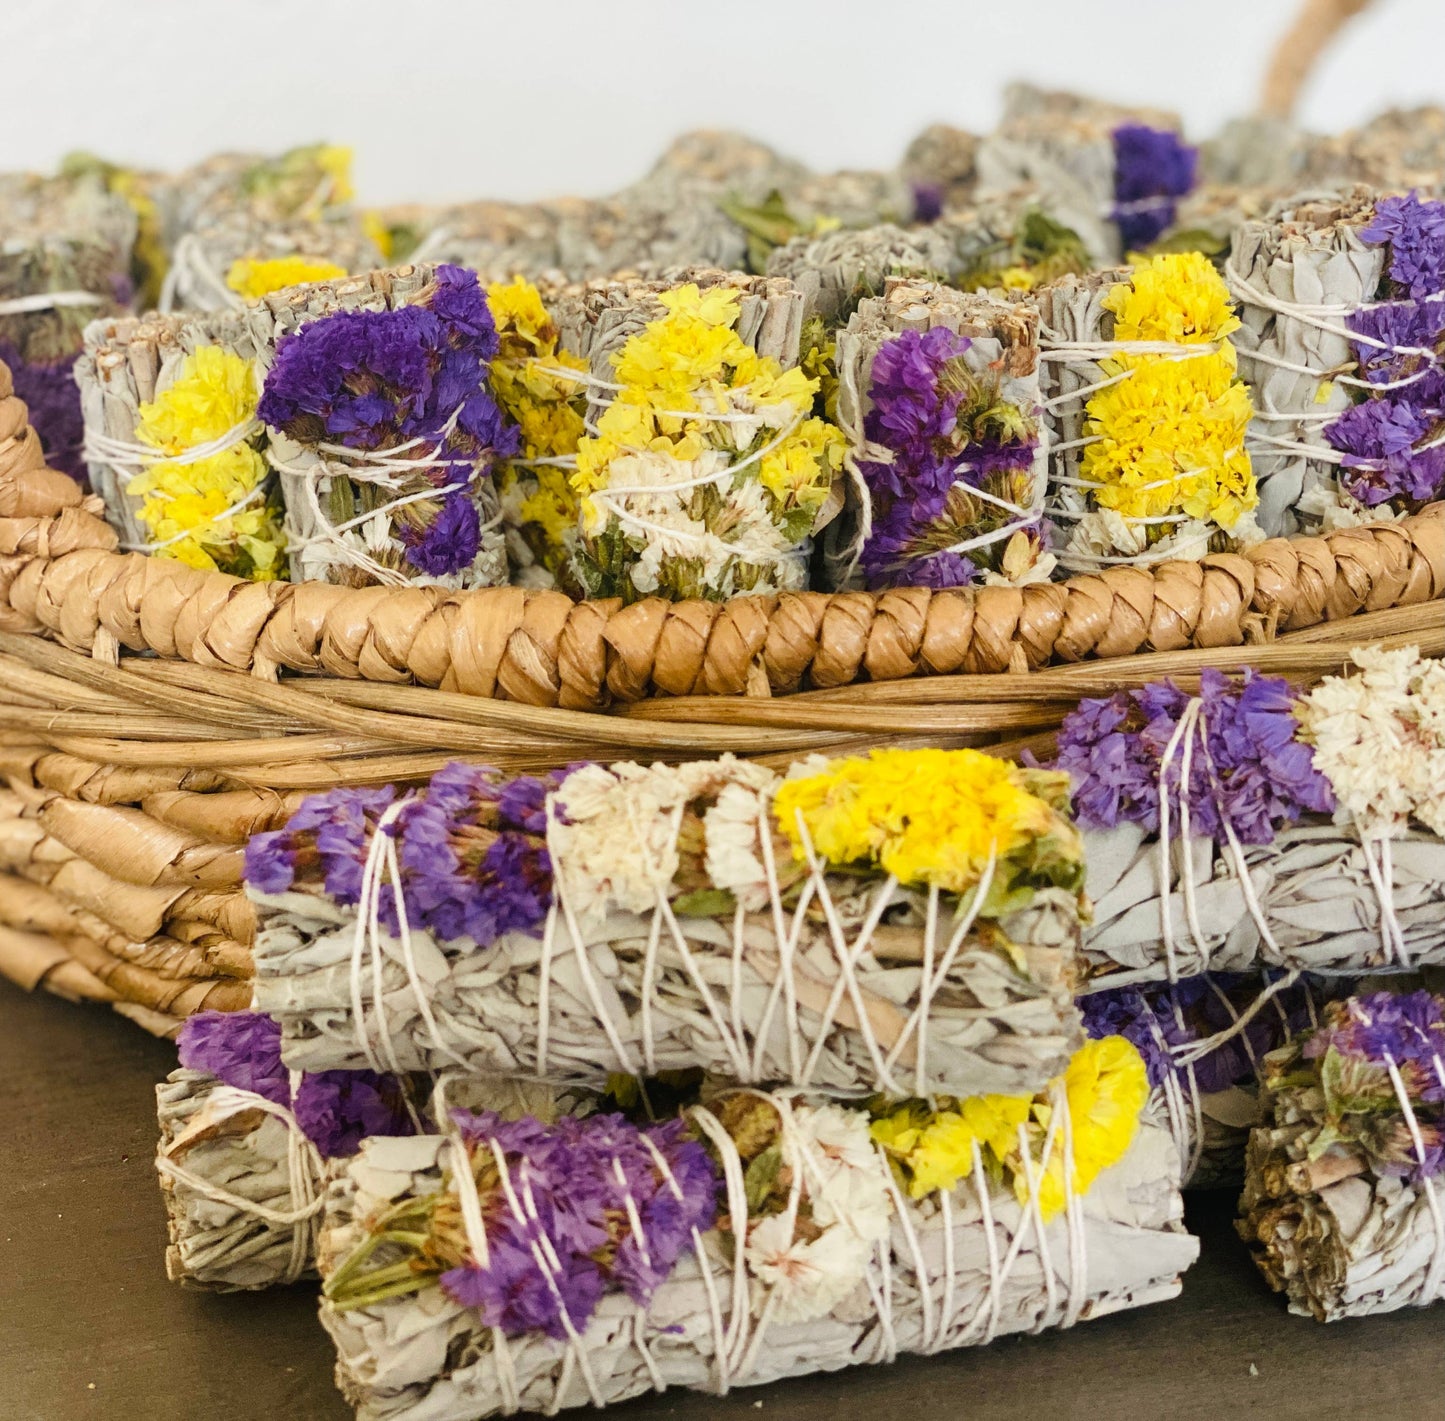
[0,0,1432,1030]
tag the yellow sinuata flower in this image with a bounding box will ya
[361,210,394,262]
[226,255,349,301]
[758,416,845,513]
[1025,1036,1150,1219]
[1082,349,1256,528]
[131,346,284,578]
[136,345,259,453]
[1082,253,1258,535]
[487,278,588,462]
[772,747,1066,895]
[1104,250,1240,345]
[872,1092,1036,1199]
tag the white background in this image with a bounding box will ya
[8,0,1443,204]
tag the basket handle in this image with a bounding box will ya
[1257,0,1374,118]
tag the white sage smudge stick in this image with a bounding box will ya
[415,188,751,285]
[153,143,357,253]
[0,172,136,365]
[1080,819,1445,983]
[156,1065,588,1292]
[1239,1013,1445,1321]
[75,307,246,550]
[768,225,962,327]
[160,211,383,313]
[239,263,509,590]
[156,1068,327,1291]
[252,878,1082,1100]
[827,277,1052,590]
[1297,106,1445,195]
[976,85,1186,266]
[316,1103,1194,1421]
[900,124,980,214]
[251,759,1084,1098]
[1226,187,1386,536]
[542,267,834,602]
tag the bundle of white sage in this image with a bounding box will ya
[315,1052,1194,1419]
[250,751,1088,1099]
[1238,987,1445,1321]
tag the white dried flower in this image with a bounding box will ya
[744,1212,873,1325]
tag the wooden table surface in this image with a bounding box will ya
[4,981,1444,1421]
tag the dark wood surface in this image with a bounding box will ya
[4,981,1444,1421]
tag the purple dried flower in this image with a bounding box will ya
[858,326,1039,589]
[257,264,518,578]
[245,785,398,907]
[396,764,553,947]
[292,1070,415,1157]
[1055,670,1334,842]
[0,344,85,483]
[1326,395,1445,506]
[912,183,944,224]
[1111,125,1198,250]
[1362,192,1445,301]
[1346,301,1445,388]
[439,1110,717,1338]
[177,1011,288,1107]
[401,488,481,575]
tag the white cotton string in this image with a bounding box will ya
[1038,342,1221,414]
[160,234,243,313]
[877,1151,936,1350]
[639,1132,729,1394]
[348,807,396,1076]
[1195,718,1287,966]
[1173,971,1302,1071]
[884,850,998,1080]
[1039,339,1224,361]
[346,794,471,1083]
[363,802,411,1080]
[1147,1011,1198,1182]
[1059,1086,1088,1330]
[443,1131,523,1415]
[687,1106,753,1378]
[590,495,810,569]
[84,418,262,476]
[634,798,751,1081]
[553,879,642,1076]
[1381,1053,1445,1307]
[936,461,1046,558]
[1240,342,1441,393]
[270,401,497,584]
[1360,831,1409,967]
[0,289,107,315]
[154,1084,325,1285]
[1009,1111,1059,1333]
[749,797,804,1082]
[492,1150,605,1408]
[963,1136,1004,1345]
[790,811,901,1094]
[917,887,939,1096]
[1154,700,1208,982]
[1056,534,1217,572]
[1205,977,1264,1079]
[1226,263,1441,360]
[378,824,474,1083]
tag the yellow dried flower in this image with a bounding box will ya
[225,255,349,301]
[131,346,284,579]
[773,748,1076,898]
